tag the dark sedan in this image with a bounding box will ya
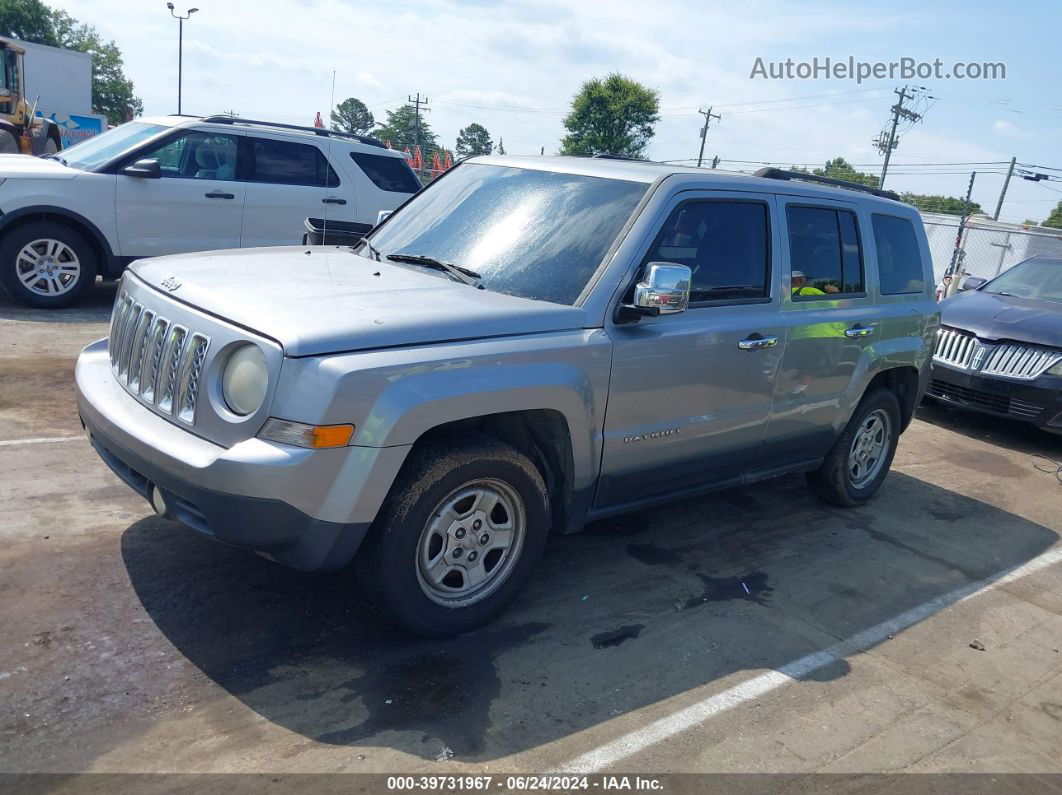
[927,256,1062,433]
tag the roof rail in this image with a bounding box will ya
[198,115,388,149]
[753,167,900,201]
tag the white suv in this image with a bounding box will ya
[0,115,421,307]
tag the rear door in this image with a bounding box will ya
[239,135,350,247]
[115,129,246,256]
[766,198,878,459]
[597,191,786,506]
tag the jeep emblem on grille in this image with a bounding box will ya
[161,276,182,292]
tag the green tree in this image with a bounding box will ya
[455,122,492,158]
[331,97,374,136]
[560,73,660,158]
[374,103,439,156]
[815,157,879,188]
[496,137,505,155]
[1042,200,1062,229]
[899,193,983,216]
[0,0,56,44]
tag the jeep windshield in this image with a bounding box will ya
[56,121,169,171]
[359,163,648,305]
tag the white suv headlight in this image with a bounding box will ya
[222,344,268,415]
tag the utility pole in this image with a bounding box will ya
[944,171,977,298]
[696,106,721,168]
[993,156,1017,220]
[875,85,923,189]
[167,5,198,115]
[408,93,429,152]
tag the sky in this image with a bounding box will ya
[57,0,1062,223]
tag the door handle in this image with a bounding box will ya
[845,325,876,338]
[322,197,347,205]
[204,191,235,199]
[738,334,778,350]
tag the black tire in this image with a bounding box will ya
[0,220,98,308]
[0,130,18,154]
[807,388,901,507]
[355,435,550,637]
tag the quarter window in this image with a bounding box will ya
[642,201,771,302]
[350,151,421,193]
[872,214,925,294]
[786,206,865,297]
[248,137,339,187]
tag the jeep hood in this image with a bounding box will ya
[940,289,1062,348]
[130,247,588,356]
[0,154,81,180]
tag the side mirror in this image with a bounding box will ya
[121,158,161,179]
[960,276,987,291]
[617,262,692,322]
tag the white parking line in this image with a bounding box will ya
[560,544,1062,773]
[0,435,80,448]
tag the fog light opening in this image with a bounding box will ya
[150,485,168,517]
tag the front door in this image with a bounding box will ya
[597,192,786,507]
[115,130,245,257]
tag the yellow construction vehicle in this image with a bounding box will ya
[0,37,62,156]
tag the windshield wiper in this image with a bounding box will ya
[385,253,483,288]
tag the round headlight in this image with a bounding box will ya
[222,344,268,416]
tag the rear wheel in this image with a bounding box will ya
[355,436,550,636]
[807,389,901,507]
[0,221,98,308]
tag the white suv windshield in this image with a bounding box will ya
[362,163,648,305]
[57,122,169,170]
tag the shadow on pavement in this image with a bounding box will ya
[121,471,1057,761]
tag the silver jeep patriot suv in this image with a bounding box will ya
[76,156,939,636]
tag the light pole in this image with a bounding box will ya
[166,4,198,115]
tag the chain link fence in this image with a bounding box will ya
[921,212,1062,285]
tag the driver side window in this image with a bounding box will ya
[138,132,240,180]
[641,200,771,302]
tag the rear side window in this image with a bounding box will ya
[350,151,421,193]
[786,206,865,297]
[642,201,770,302]
[247,137,338,187]
[873,214,925,294]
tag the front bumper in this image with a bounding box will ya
[76,339,410,570]
[927,361,1062,431]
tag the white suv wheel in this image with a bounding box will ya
[16,238,82,297]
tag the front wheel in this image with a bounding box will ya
[355,436,550,636]
[807,389,901,507]
[0,220,98,308]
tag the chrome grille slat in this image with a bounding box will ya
[117,303,143,380]
[176,335,209,423]
[127,310,154,392]
[933,328,976,369]
[157,326,188,414]
[107,289,211,426]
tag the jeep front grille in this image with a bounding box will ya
[109,289,210,425]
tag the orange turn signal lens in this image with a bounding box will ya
[258,419,355,449]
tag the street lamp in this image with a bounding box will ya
[167,4,198,115]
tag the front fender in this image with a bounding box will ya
[272,329,614,498]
